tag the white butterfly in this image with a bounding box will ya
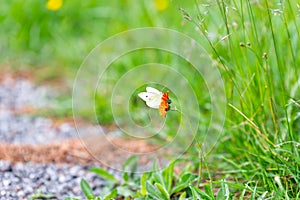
[138,87,163,109]
[138,87,172,117]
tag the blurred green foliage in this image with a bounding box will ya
[0,0,192,68]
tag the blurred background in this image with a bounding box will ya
[1,0,193,76]
[0,0,199,123]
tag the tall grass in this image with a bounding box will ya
[184,0,300,198]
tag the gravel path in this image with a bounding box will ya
[0,76,76,144]
[0,76,114,199]
[0,161,106,199]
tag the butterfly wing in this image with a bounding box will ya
[144,87,163,108]
[146,87,161,94]
[138,92,162,109]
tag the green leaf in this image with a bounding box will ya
[189,186,202,200]
[162,160,175,193]
[103,189,117,200]
[151,159,160,171]
[89,167,118,183]
[216,181,245,190]
[189,186,212,200]
[171,173,197,194]
[155,183,170,200]
[180,173,197,183]
[258,191,268,200]
[122,155,138,173]
[101,181,116,195]
[123,171,129,182]
[80,179,94,199]
[31,189,56,199]
[294,155,300,165]
[178,191,187,200]
[178,165,193,179]
[204,184,214,198]
[171,182,190,194]
[146,181,163,199]
[152,171,166,188]
[140,172,147,197]
[117,186,135,197]
[251,184,258,200]
[216,180,230,200]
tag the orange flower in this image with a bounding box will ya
[46,0,63,11]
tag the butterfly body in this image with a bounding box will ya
[138,87,172,117]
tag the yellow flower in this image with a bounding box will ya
[46,0,63,11]
[154,0,169,11]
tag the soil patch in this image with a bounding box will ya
[0,136,159,167]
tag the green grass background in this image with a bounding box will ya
[1,0,299,199]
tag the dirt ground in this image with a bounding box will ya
[0,136,159,167]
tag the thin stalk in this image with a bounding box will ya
[264,0,286,103]
[286,0,300,36]
[229,103,275,147]
[280,0,297,70]
[186,10,243,99]
[245,0,261,57]
[197,149,203,187]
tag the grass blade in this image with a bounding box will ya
[89,167,118,183]
[80,179,94,199]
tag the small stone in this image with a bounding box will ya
[17,190,25,198]
[2,179,10,187]
[0,190,6,196]
[0,161,12,172]
[59,175,66,183]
